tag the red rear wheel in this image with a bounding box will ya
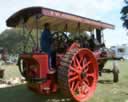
[58,48,98,102]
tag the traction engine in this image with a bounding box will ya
[17,31,98,102]
[6,7,116,102]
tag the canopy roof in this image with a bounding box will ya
[6,7,115,32]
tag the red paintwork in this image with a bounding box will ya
[20,53,57,94]
[18,43,99,101]
[20,53,48,78]
[67,42,80,52]
[68,48,98,102]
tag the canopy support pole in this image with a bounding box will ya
[64,24,68,34]
[35,16,39,51]
[78,22,80,35]
[21,20,26,53]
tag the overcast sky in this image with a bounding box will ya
[0,0,127,47]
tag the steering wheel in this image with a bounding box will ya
[51,32,69,53]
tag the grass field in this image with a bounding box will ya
[0,60,128,102]
[89,60,128,102]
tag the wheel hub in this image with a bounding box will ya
[81,71,86,79]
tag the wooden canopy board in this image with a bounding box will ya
[6,7,115,33]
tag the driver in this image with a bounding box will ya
[40,23,55,74]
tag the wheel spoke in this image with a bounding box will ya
[71,82,75,90]
[83,82,90,94]
[87,73,95,78]
[68,71,76,77]
[69,66,80,74]
[83,66,89,73]
[82,57,86,66]
[73,81,80,92]
[83,61,91,68]
[75,57,81,67]
[78,82,89,95]
[79,55,84,65]
[78,83,82,94]
[68,75,79,83]
[83,78,89,85]
[72,60,77,67]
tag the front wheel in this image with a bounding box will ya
[58,48,98,102]
[112,61,119,83]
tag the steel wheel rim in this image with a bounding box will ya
[68,49,98,102]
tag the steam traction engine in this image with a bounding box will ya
[6,7,116,102]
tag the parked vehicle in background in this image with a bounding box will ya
[110,44,128,60]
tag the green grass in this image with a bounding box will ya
[89,60,128,102]
[0,60,128,102]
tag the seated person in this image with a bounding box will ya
[40,23,55,73]
[88,34,100,51]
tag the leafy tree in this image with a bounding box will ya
[121,0,128,29]
[0,28,36,54]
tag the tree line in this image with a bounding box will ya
[0,28,36,54]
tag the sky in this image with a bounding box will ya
[0,0,127,47]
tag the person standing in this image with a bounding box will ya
[40,23,55,73]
